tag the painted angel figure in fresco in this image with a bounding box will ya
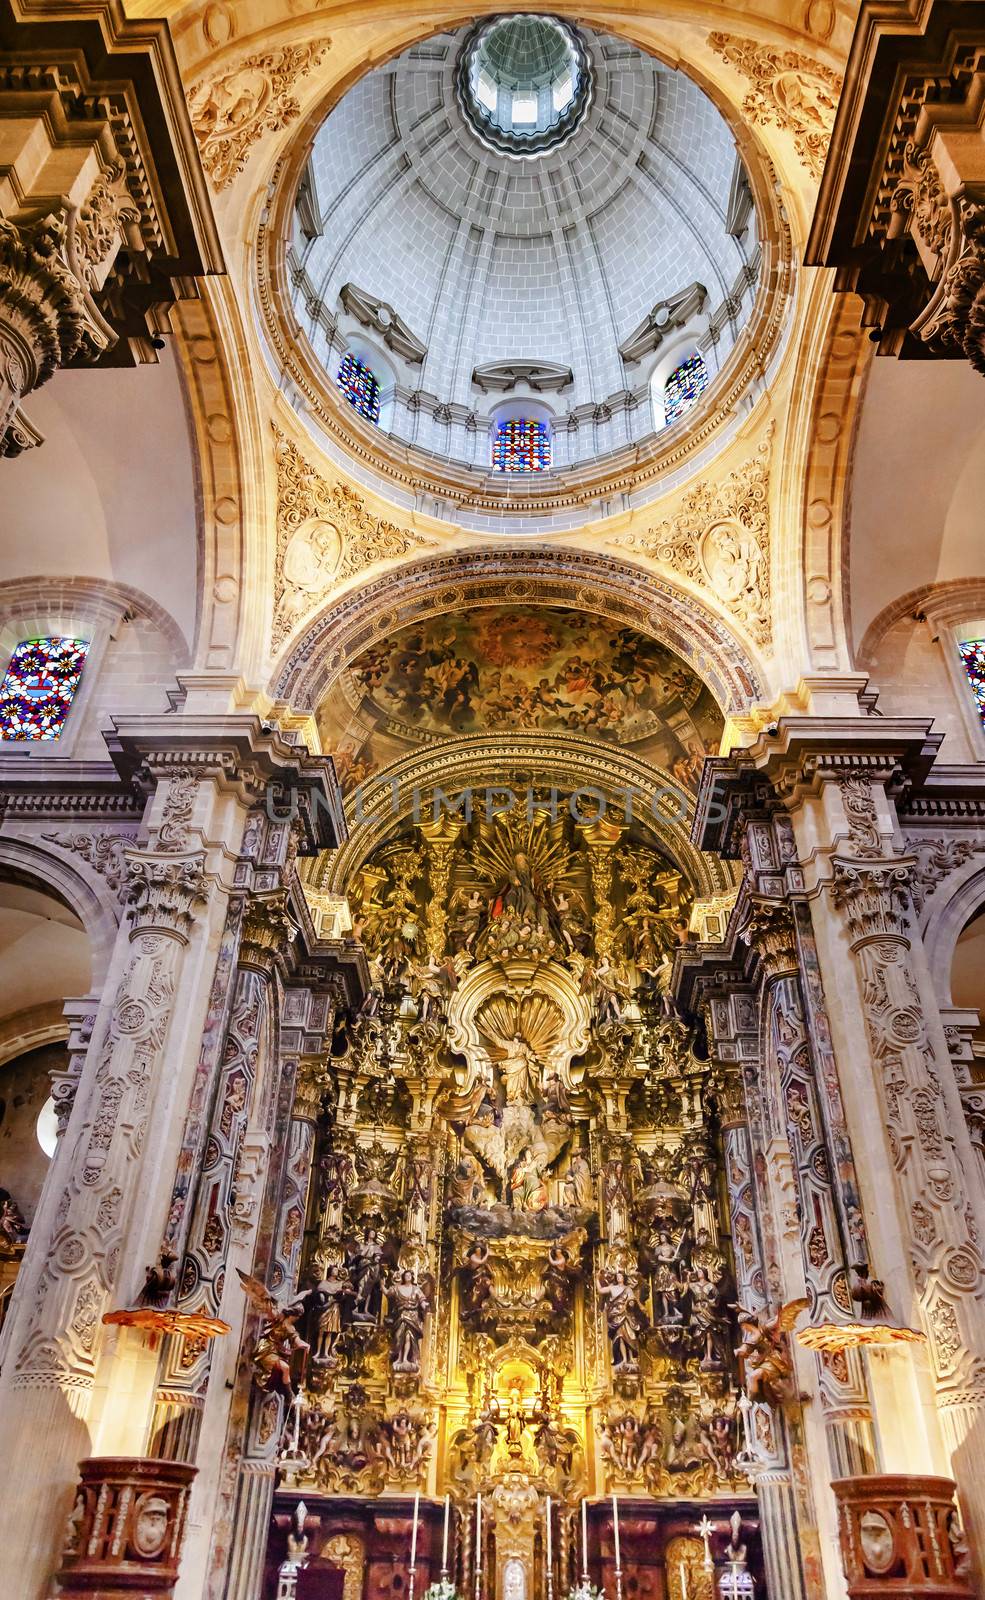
[237,1270,309,1398]
[733,1298,809,1407]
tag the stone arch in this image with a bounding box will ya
[270,546,767,717]
[857,578,985,669]
[314,731,739,902]
[0,837,123,991]
[921,859,985,1010]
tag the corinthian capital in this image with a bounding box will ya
[239,890,297,973]
[125,852,210,940]
[831,860,911,947]
[741,897,798,981]
[0,213,96,439]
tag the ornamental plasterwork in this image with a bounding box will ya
[189,43,329,190]
[707,33,841,180]
[611,425,773,648]
[272,427,437,652]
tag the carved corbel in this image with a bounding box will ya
[740,898,799,983]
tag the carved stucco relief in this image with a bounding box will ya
[707,33,841,180]
[271,426,437,653]
[189,43,330,190]
[612,425,773,648]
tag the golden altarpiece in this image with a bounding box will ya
[252,807,772,1600]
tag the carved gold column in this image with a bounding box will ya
[418,815,464,960]
[577,817,624,960]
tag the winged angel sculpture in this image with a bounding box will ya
[733,1297,808,1407]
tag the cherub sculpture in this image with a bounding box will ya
[237,1270,310,1398]
[733,1297,808,1407]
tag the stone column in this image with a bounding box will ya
[0,845,218,1598]
[831,854,985,1568]
[743,898,877,1480]
[197,1005,337,1600]
[149,892,292,1463]
[704,1002,820,1600]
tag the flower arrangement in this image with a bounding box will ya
[423,1582,461,1600]
[564,1585,606,1600]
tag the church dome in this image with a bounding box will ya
[274,16,777,530]
[456,15,593,156]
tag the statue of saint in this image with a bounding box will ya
[510,1147,549,1212]
[496,1033,541,1106]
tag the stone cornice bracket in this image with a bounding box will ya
[239,889,297,975]
[693,710,942,856]
[124,850,210,942]
[0,213,97,439]
[104,713,348,854]
[806,0,985,372]
[740,896,799,982]
[830,858,914,948]
[0,0,223,449]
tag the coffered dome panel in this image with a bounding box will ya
[272,16,774,531]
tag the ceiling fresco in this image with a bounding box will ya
[321,607,725,795]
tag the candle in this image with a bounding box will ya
[680,1560,688,1600]
[611,1493,621,1571]
[546,1495,552,1571]
[442,1493,450,1574]
[581,1498,589,1578]
[475,1493,482,1600]
[410,1491,420,1571]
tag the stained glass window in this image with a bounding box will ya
[959,639,985,729]
[337,352,381,424]
[0,637,89,741]
[664,352,708,424]
[492,418,551,472]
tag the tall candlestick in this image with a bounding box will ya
[441,1493,450,1578]
[409,1491,420,1600]
[581,1497,589,1584]
[475,1493,482,1600]
[410,1492,420,1569]
[611,1493,622,1600]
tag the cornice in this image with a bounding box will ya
[693,712,943,854]
[103,713,348,851]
